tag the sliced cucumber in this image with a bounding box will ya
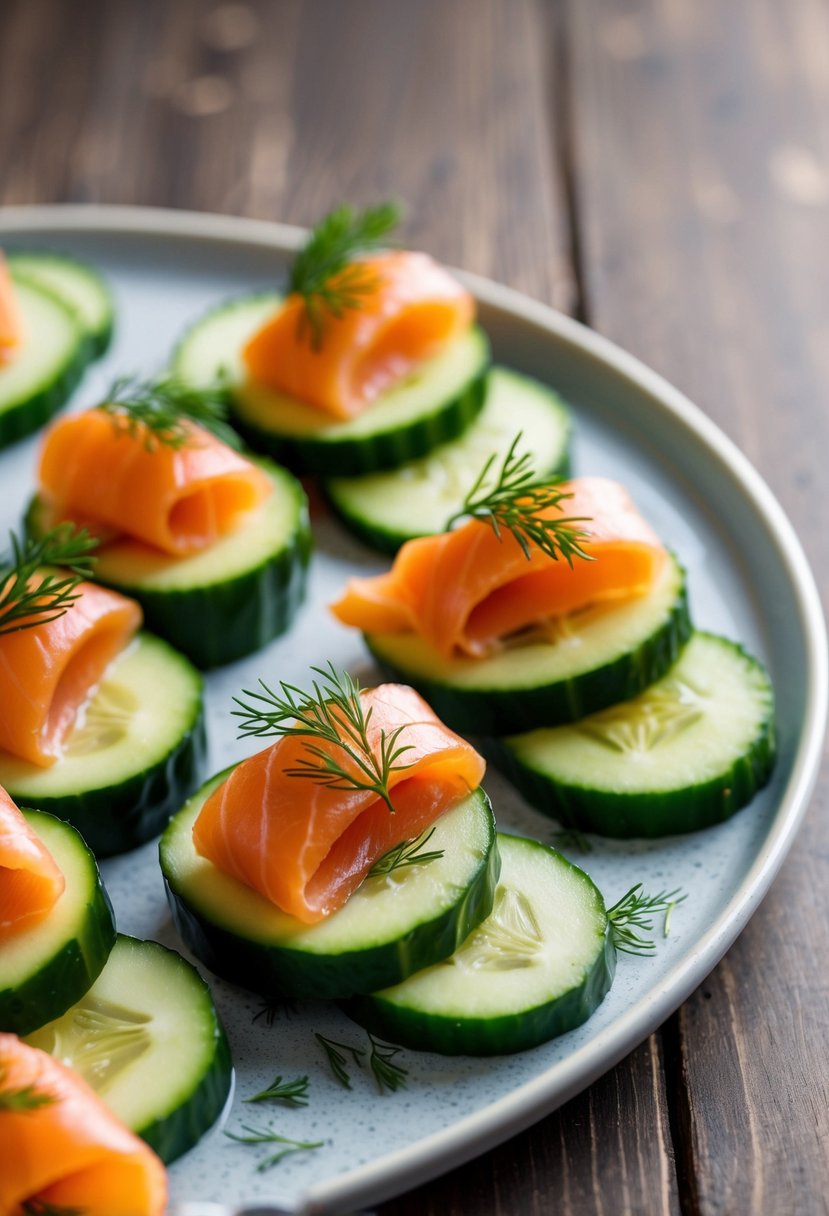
[27,935,232,1164]
[0,274,87,448]
[26,458,311,669]
[172,293,490,475]
[324,367,571,554]
[344,832,614,1056]
[8,251,114,356]
[161,776,500,1000]
[491,631,776,837]
[0,810,116,1036]
[367,553,691,735]
[0,633,206,857]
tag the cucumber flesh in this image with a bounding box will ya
[324,366,571,553]
[161,777,500,1000]
[493,631,776,837]
[26,935,232,1164]
[8,251,114,356]
[27,458,311,669]
[344,832,614,1056]
[172,294,490,475]
[0,274,87,447]
[0,810,116,1036]
[0,633,206,856]
[367,553,691,734]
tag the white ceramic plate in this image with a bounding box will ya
[0,205,825,1216]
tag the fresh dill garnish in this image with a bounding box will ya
[22,1203,83,1216]
[607,884,686,956]
[315,1033,365,1090]
[368,827,444,877]
[446,433,593,565]
[244,1074,310,1107]
[251,999,298,1026]
[0,525,97,638]
[99,374,240,452]
[0,1063,57,1113]
[289,201,401,349]
[552,825,594,854]
[368,1034,408,1094]
[225,1122,323,1172]
[232,662,415,815]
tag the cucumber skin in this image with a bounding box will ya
[489,695,776,839]
[161,805,502,1001]
[231,365,488,477]
[343,928,615,1057]
[5,703,208,859]
[0,815,117,1036]
[9,255,115,358]
[367,579,692,736]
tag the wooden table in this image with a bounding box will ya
[2,1,827,1212]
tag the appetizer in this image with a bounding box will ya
[172,204,491,474]
[6,248,114,357]
[26,377,312,668]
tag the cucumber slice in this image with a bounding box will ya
[8,251,114,356]
[161,776,500,1000]
[26,935,232,1164]
[491,631,776,837]
[172,293,490,475]
[26,458,311,669]
[324,367,572,554]
[0,274,87,448]
[367,553,691,735]
[344,832,615,1056]
[0,633,206,856]
[0,810,116,1036]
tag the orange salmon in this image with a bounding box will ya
[0,252,23,367]
[0,787,65,940]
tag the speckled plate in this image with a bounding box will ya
[0,205,825,1216]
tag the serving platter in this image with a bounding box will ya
[0,204,825,1216]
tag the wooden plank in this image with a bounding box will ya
[567,0,829,1211]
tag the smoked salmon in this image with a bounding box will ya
[193,682,485,923]
[0,1033,166,1216]
[0,252,23,367]
[331,478,667,657]
[242,250,475,419]
[38,407,272,557]
[0,786,65,939]
[0,581,141,767]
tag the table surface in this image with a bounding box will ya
[2,2,828,1213]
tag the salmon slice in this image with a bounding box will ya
[242,250,475,419]
[0,581,141,768]
[193,683,485,923]
[0,252,24,367]
[331,478,667,657]
[0,787,65,940]
[0,1034,166,1216]
[38,408,272,556]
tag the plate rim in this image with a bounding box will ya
[2,202,826,1216]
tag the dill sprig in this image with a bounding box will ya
[99,374,240,452]
[244,1074,310,1107]
[369,827,444,877]
[447,433,593,565]
[368,1034,408,1094]
[232,663,415,815]
[315,1033,365,1091]
[0,526,97,638]
[225,1122,323,1172]
[289,202,401,349]
[0,1063,57,1114]
[607,884,686,956]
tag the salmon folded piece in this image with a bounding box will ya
[193,683,486,923]
[0,581,141,767]
[0,1034,166,1216]
[242,250,475,419]
[0,252,24,367]
[332,477,667,658]
[0,786,65,939]
[38,407,272,556]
